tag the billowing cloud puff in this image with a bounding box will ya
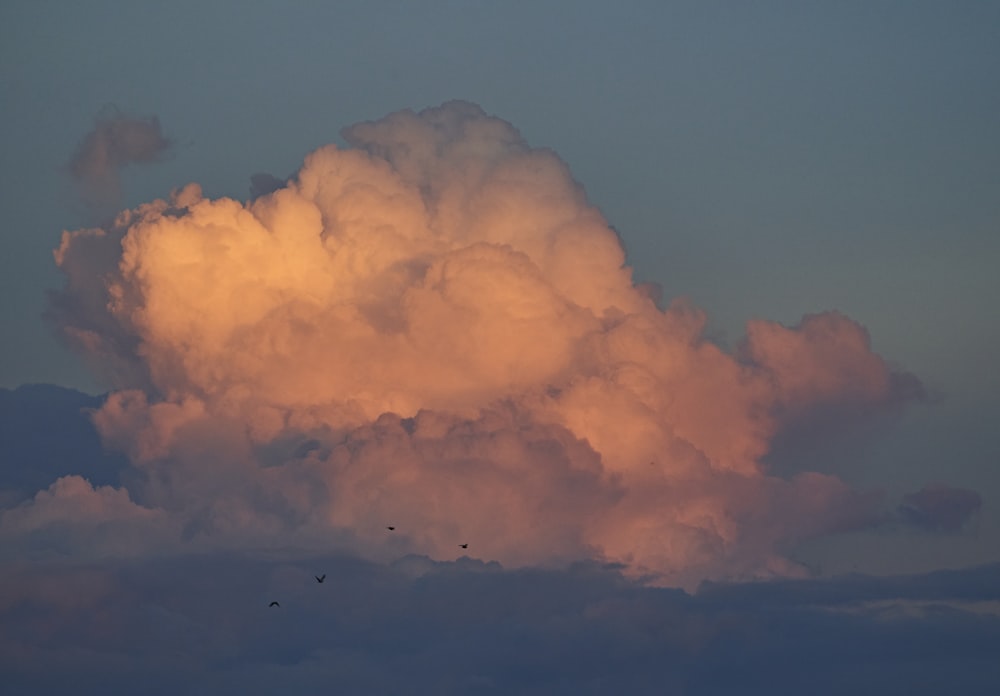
[0,475,170,560]
[67,106,172,211]
[43,101,923,585]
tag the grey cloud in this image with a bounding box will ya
[697,562,1000,607]
[899,483,983,533]
[67,106,172,210]
[1,554,997,695]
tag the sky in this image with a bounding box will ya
[1,1,999,692]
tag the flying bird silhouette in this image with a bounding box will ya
[315,574,326,583]
[386,526,395,531]
[269,601,280,608]
[459,544,468,549]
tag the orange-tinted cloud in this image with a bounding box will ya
[45,101,922,585]
[0,476,169,559]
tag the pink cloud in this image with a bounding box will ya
[0,476,169,559]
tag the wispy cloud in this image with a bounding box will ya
[66,106,172,212]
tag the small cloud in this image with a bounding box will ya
[67,106,172,211]
[898,483,982,533]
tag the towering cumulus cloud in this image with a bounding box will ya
[44,101,920,586]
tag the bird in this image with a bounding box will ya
[269,601,280,608]
[459,543,468,549]
[386,526,395,531]
[315,574,326,583]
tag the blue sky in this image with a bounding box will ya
[1,2,998,691]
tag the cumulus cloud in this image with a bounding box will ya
[0,475,171,561]
[67,106,172,211]
[38,100,928,586]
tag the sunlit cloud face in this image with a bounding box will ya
[43,101,923,585]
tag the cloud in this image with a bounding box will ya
[899,483,983,533]
[67,106,172,210]
[40,100,930,586]
[0,475,171,561]
[10,99,992,692]
[748,313,927,479]
[741,311,924,419]
[0,554,997,695]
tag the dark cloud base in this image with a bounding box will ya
[2,384,994,696]
[2,553,998,695]
[0,384,126,500]
[0,373,991,692]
